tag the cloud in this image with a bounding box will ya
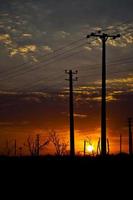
[41,45,53,53]
[106,76,133,89]
[123,34,133,44]
[67,74,133,102]
[18,45,37,53]
[0,34,12,45]
[0,91,19,96]
[0,2,54,60]
[22,33,32,38]
[23,96,42,103]
[0,122,14,126]
[55,31,70,39]
[94,75,133,87]
[0,1,132,97]
[84,46,92,51]
[84,23,133,49]
[74,113,88,118]
[0,0,133,64]
[0,90,50,100]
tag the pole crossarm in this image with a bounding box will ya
[87,32,121,40]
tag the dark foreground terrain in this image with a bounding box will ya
[0,154,133,171]
[0,154,132,195]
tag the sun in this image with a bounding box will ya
[86,145,94,153]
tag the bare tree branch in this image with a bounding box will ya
[49,131,68,156]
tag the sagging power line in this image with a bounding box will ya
[1,21,132,82]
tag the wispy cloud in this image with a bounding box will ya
[74,113,88,118]
[63,74,133,102]
[55,31,71,39]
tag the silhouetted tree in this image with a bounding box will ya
[5,140,11,156]
[19,147,22,157]
[25,134,49,156]
[5,139,17,156]
[49,131,68,156]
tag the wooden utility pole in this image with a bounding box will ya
[84,140,86,156]
[14,139,17,156]
[36,134,40,156]
[65,70,78,156]
[120,134,122,154]
[128,118,132,155]
[87,32,120,156]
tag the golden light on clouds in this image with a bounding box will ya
[123,34,133,44]
[10,45,37,57]
[0,34,12,45]
[19,45,37,53]
[93,75,133,89]
[42,45,53,53]
[84,46,92,51]
[10,49,18,57]
[74,113,88,118]
[22,33,32,37]
[58,74,132,103]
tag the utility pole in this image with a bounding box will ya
[84,140,86,156]
[120,134,122,154]
[87,32,120,156]
[14,139,17,156]
[19,147,22,157]
[65,70,78,156]
[128,118,132,155]
[36,134,40,156]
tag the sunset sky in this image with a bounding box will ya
[0,0,133,155]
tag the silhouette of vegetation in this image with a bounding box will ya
[4,139,20,156]
[49,131,68,156]
[24,134,49,156]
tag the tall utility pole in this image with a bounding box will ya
[14,139,17,156]
[65,70,78,156]
[87,32,120,156]
[120,134,122,154]
[128,118,132,155]
[36,134,40,156]
[84,140,87,156]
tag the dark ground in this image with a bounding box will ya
[0,154,132,196]
[0,154,133,172]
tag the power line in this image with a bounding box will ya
[0,32,132,83]
[0,37,86,75]
[2,57,133,93]
[1,44,133,86]
[0,41,87,81]
[0,46,86,90]
[0,21,132,79]
[5,65,132,94]
[0,25,132,92]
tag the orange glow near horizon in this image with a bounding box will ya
[0,127,130,156]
